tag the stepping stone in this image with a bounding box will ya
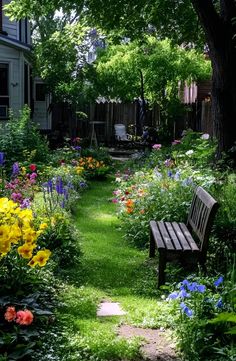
[97,302,126,317]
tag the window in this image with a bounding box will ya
[19,18,29,43]
[35,83,46,101]
[0,64,9,96]
[0,63,9,119]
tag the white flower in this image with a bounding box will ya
[201,133,210,140]
[186,150,194,156]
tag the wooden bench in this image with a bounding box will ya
[149,186,219,287]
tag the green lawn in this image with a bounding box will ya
[57,178,174,360]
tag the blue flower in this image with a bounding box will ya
[174,171,181,180]
[214,276,224,287]
[12,162,20,176]
[178,289,190,298]
[180,302,193,317]
[216,298,223,309]
[0,152,5,167]
[196,284,206,293]
[167,291,179,300]
[79,181,87,188]
[167,170,173,178]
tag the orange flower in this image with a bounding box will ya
[4,306,16,322]
[16,309,34,326]
[126,199,134,208]
[127,208,133,214]
[140,209,145,214]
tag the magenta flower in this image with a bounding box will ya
[152,144,162,150]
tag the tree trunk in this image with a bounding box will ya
[191,0,236,159]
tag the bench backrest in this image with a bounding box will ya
[187,186,218,258]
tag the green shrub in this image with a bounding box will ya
[0,106,50,170]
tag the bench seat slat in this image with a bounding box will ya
[150,220,165,249]
[178,223,199,252]
[171,222,192,251]
[158,221,175,250]
[164,222,183,251]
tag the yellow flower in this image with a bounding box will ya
[29,249,51,267]
[39,223,48,230]
[9,224,22,244]
[18,243,36,259]
[0,225,11,241]
[0,239,11,256]
[18,209,33,223]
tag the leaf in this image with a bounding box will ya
[209,312,236,324]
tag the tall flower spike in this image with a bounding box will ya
[0,152,5,167]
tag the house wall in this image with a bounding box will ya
[0,43,24,114]
[2,0,17,39]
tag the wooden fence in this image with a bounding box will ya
[78,101,160,145]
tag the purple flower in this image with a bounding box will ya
[180,302,193,317]
[12,162,20,176]
[55,177,64,195]
[0,152,5,167]
[72,146,81,151]
[167,170,173,178]
[20,198,31,209]
[79,181,86,188]
[214,276,224,287]
[63,188,69,200]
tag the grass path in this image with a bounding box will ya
[58,178,178,361]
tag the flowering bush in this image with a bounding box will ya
[78,156,110,178]
[167,275,236,361]
[0,197,51,267]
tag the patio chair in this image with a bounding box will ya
[114,124,133,147]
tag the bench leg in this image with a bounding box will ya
[149,230,156,258]
[158,251,166,288]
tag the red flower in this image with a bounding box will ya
[29,164,37,172]
[16,310,34,326]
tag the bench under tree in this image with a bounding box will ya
[149,186,219,288]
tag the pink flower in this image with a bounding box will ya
[30,172,37,179]
[152,144,162,150]
[112,198,118,203]
[15,310,34,326]
[172,139,181,145]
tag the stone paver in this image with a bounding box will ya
[97,302,126,317]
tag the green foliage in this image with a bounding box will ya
[86,37,211,105]
[0,106,49,170]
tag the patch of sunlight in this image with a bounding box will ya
[93,213,118,223]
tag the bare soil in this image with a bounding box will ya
[118,325,182,361]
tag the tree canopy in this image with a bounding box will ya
[86,37,211,104]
